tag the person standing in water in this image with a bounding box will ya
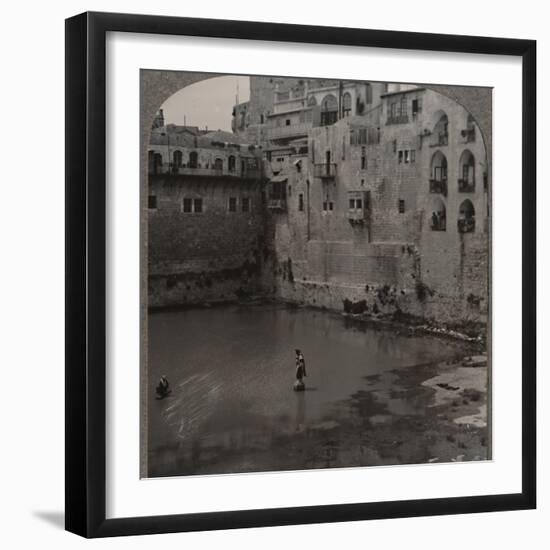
[294,349,307,390]
[156,374,170,399]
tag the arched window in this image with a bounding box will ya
[342,92,352,117]
[214,158,223,171]
[431,112,449,146]
[188,151,198,168]
[430,151,448,195]
[321,94,338,126]
[458,200,475,233]
[429,197,447,231]
[228,155,236,172]
[458,150,475,192]
[173,150,183,167]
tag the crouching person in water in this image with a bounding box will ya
[156,375,171,399]
[294,349,307,391]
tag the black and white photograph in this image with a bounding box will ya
[1,1,543,546]
[142,72,491,479]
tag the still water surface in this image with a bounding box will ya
[147,304,465,476]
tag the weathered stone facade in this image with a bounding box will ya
[147,129,266,307]
[144,74,490,325]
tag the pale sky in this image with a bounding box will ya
[160,75,250,132]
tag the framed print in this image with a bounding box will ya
[65,11,536,538]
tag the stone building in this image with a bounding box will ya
[249,79,489,324]
[146,77,489,325]
[147,124,266,307]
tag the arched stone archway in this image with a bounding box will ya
[141,71,492,184]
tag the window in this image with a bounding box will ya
[412,98,422,117]
[193,198,202,213]
[188,151,198,168]
[214,158,223,171]
[361,146,366,169]
[298,193,304,212]
[400,97,408,117]
[356,199,362,210]
[173,150,183,167]
[148,195,157,209]
[390,102,398,118]
[398,150,403,163]
[411,149,416,163]
[321,94,338,126]
[228,155,236,172]
[183,198,193,213]
[329,202,334,211]
[266,151,272,162]
[228,197,237,212]
[323,201,328,211]
[404,150,410,163]
[286,119,291,126]
[242,197,250,212]
[349,199,355,209]
[393,140,397,153]
[343,92,352,117]
[398,199,405,213]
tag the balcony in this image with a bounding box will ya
[458,178,475,193]
[460,127,476,143]
[267,198,287,211]
[313,163,337,179]
[458,218,475,234]
[266,122,312,141]
[386,114,410,125]
[149,163,262,180]
[431,216,447,232]
[429,178,448,196]
[430,132,449,147]
[346,210,367,225]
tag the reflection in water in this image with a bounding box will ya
[147,304,465,476]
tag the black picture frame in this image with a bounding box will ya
[65,11,537,538]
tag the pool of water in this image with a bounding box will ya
[146,303,468,476]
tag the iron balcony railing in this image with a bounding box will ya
[267,198,287,211]
[460,128,476,143]
[430,132,449,147]
[149,163,262,179]
[265,122,312,140]
[313,163,337,178]
[458,218,476,234]
[458,178,475,193]
[386,114,410,125]
[346,210,368,225]
[429,178,448,196]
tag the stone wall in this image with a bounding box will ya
[148,174,267,307]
